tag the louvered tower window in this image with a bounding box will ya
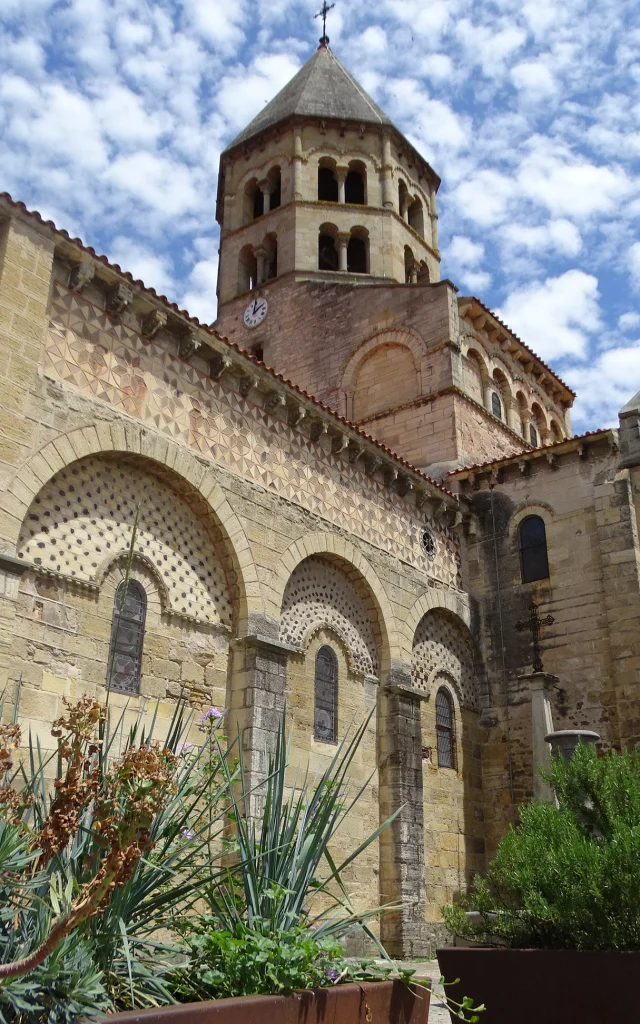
[314,646,338,742]
[436,687,455,769]
[106,580,147,695]
[519,515,550,584]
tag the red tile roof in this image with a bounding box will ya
[460,295,576,399]
[448,428,612,477]
[0,191,456,500]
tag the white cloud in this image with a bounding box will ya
[568,344,640,428]
[511,60,557,98]
[501,219,582,257]
[108,237,174,296]
[180,256,219,324]
[361,26,387,54]
[628,243,640,289]
[496,270,602,360]
[104,153,201,217]
[618,312,640,332]
[215,53,301,132]
[517,149,631,219]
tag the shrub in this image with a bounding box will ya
[444,743,640,950]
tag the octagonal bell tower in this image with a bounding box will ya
[215,41,441,315]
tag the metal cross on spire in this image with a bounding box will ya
[315,1,335,47]
[516,601,555,673]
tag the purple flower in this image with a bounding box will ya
[325,967,339,982]
[181,828,194,839]
[178,743,194,755]
[197,707,223,723]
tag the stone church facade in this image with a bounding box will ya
[0,41,638,956]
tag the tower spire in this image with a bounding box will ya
[314,1,335,48]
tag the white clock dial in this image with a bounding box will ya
[243,297,268,328]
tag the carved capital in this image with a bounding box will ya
[69,258,95,293]
[106,282,133,315]
[141,308,167,338]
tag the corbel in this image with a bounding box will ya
[348,442,364,464]
[473,314,487,331]
[69,258,95,293]
[141,308,167,339]
[331,433,350,455]
[576,442,587,460]
[545,451,558,468]
[471,473,481,491]
[384,466,398,489]
[238,373,257,398]
[364,454,383,476]
[397,475,413,498]
[179,329,200,361]
[209,353,233,381]
[415,488,430,510]
[608,433,620,454]
[518,459,531,476]
[287,403,307,428]
[448,507,463,528]
[264,390,286,413]
[309,420,328,442]
[106,282,133,315]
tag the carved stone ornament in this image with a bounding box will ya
[309,420,328,442]
[69,259,95,293]
[264,390,286,412]
[331,433,350,454]
[365,454,383,476]
[106,283,133,315]
[209,353,232,381]
[348,443,364,464]
[238,374,257,398]
[287,404,307,428]
[141,309,168,338]
[178,330,201,360]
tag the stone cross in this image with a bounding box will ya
[516,601,555,673]
[315,1,335,45]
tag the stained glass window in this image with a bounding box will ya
[106,580,147,695]
[436,688,455,769]
[519,515,550,584]
[314,646,338,742]
[491,391,502,419]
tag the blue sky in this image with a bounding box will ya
[1,0,639,431]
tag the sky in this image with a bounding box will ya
[1,0,639,432]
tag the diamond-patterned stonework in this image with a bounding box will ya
[280,556,378,676]
[45,283,461,587]
[412,610,478,709]
[17,457,232,626]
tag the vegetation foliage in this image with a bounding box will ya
[444,743,640,950]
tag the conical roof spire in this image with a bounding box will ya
[224,46,396,152]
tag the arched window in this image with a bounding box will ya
[519,515,550,584]
[345,167,365,205]
[106,579,147,695]
[319,233,338,270]
[318,166,338,202]
[347,235,367,273]
[491,391,502,420]
[314,646,338,742]
[530,423,538,447]
[268,166,281,210]
[435,687,455,769]
[408,197,424,237]
[238,246,257,294]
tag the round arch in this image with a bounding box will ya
[401,587,472,664]
[342,328,427,393]
[3,424,262,633]
[271,532,400,675]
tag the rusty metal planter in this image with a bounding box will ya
[108,980,429,1024]
[437,946,640,1024]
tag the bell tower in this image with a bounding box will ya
[214,41,441,314]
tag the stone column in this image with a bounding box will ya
[519,671,557,803]
[336,166,349,204]
[429,185,439,251]
[400,196,410,223]
[228,634,292,815]
[520,409,531,441]
[258,180,271,214]
[409,263,418,285]
[254,247,268,286]
[378,676,429,957]
[482,382,494,414]
[293,128,303,202]
[540,427,552,446]
[506,402,521,434]
[381,131,394,210]
[337,232,350,272]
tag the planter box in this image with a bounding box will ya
[108,980,429,1024]
[437,947,640,1024]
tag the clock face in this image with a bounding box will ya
[243,297,268,328]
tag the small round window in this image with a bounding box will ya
[420,526,438,560]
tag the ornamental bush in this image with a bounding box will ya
[444,743,640,950]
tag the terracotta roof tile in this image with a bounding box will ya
[448,428,612,477]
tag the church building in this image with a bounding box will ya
[0,36,638,956]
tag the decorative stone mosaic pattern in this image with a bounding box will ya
[280,556,378,676]
[45,283,461,586]
[412,610,478,709]
[17,456,232,626]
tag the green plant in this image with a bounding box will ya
[444,743,640,950]
[199,707,400,946]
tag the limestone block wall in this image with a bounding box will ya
[457,435,640,857]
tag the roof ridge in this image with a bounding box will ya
[325,48,384,124]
